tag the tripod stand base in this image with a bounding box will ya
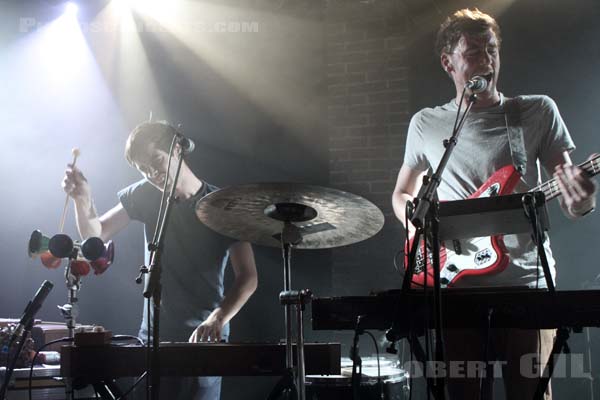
[268,368,298,400]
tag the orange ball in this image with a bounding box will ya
[40,251,62,269]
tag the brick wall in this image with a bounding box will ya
[325,0,410,295]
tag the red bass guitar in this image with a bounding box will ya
[406,155,600,288]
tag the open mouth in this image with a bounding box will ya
[482,72,493,83]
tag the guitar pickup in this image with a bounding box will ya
[452,240,462,255]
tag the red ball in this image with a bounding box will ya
[70,260,90,276]
[40,251,61,269]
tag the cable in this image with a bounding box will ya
[28,337,74,400]
[425,331,431,400]
[364,331,383,400]
[403,201,424,288]
[452,87,468,134]
[115,371,148,400]
[0,335,19,399]
[408,337,413,400]
[453,88,474,140]
[146,298,151,400]
[29,336,145,400]
[403,201,422,287]
[422,224,431,400]
[393,248,405,273]
[111,335,144,346]
[404,201,410,275]
[91,335,145,400]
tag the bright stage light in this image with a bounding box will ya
[111,0,174,19]
[132,0,176,18]
[111,0,130,11]
[65,2,79,16]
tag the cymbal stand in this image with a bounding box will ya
[266,203,316,400]
[280,288,312,400]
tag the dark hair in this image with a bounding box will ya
[435,8,501,56]
[124,121,178,166]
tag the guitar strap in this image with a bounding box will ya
[504,97,527,176]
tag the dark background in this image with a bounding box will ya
[0,0,599,398]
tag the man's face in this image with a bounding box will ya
[133,143,175,192]
[442,28,500,103]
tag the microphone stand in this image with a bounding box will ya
[1,280,54,400]
[522,193,568,400]
[0,320,34,400]
[58,255,82,339]
[521,193,554,292]
[350,315,364,400]
[396,92,479,400]
[141,145,186,400]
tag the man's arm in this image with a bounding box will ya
[63,164,130,240]
[189,241,258,342]
[392,164,427,235]
[96,204,131,241]
[547,151,598,219]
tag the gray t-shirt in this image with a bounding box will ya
[404,94,575,288]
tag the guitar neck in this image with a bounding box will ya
[530,154,600,201]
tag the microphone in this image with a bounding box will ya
[176,134,195,154]
[11,280,54,342]
[465,75,488,93]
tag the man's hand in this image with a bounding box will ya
[188,242,257,343]
[554,154,598,217]
[62,163,92,202]
[188,309,225,343]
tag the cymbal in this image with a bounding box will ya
[196,183,384,249]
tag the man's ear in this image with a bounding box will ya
[174,143,183,157]
[441,53,453,75]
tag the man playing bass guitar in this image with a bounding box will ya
[391,8,597,400]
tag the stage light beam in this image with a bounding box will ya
[65,2,79,16]
[131,0,177,19]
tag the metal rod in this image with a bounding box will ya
[283,243,294,370]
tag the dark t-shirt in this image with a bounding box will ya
[118,179,235,341]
